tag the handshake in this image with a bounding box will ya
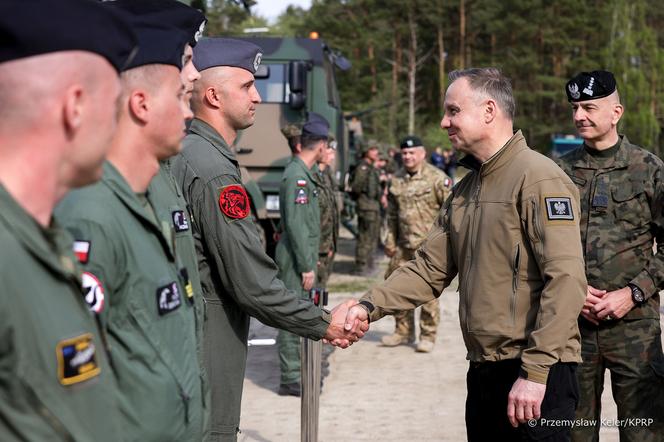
[322,300,372,348]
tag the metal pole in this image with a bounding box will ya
[301,289,323,442]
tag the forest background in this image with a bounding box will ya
[193,0,664,156]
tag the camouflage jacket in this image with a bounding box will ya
[385,162,452,252]
[317,166,339,255]
[350,159,381,211]
[556,135,664,320]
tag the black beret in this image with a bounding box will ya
[400,135,423,149]
[104,2,190,70]
[105,0,206,48]
[302,112,330,139]
[194,37,263,74]
[566,71,617,102]
[0,0,137,72]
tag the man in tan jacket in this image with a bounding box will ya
[343,68,587,441]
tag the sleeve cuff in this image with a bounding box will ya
[519,363,550,385]
[630,270,656,299]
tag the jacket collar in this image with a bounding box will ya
[292,156,317,182]
[0,184,79,281]
[566,135,631,170]
[188,118,237,165]
[459,130,528,177]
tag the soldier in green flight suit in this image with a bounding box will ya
[55,10,206,441]
[0,1,137,439]
[169,38,366,441]
[275,113,330,396]
[351,141,383,275]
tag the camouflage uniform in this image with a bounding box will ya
[384,163,453,342]
[317,166,339,287]
[351,158,382,272]
[557,136,664,442]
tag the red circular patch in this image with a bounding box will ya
[219,185,250,219]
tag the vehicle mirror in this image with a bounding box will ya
[289,92,305,110]
[334,56,351,71]
[289,61,307,93]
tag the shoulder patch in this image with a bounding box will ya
[81,271,105,314]
[156,281,182,315]
[219,185,250,219]
[56,333,101,385]
[544,196,574,220]
[73,240,90,264]
[171,210,189,232]
[296,179,307,187]
[295,188,309,204]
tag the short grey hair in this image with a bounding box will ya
[448,68,515,120]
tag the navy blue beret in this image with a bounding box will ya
[194,37,263,74]
[566,71,617,102]
[302,112,330,139]
[104,2,190,70]
[0,0,137,72]
[105,0,206,47]
[400,135,423,149]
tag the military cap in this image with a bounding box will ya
[302,112,330,139]
[566,71,617,102]
[400,135,424,149]
[194,37,263,74]
[0,0,137,72]
[104,2,189,70]
[105,0,206,47]
[281,124,302,139]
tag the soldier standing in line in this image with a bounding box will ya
[169,38,366,441]
[55,8,207,439]
[317,135,340,289]
[380,135,453,353]
[0,1,136,439]
[556,70,664,442]
[275,113,329,396]
[351,141,383,275]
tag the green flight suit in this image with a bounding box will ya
[274,157,322,384]
[0,185,121,441]
[148,162,210,436]
[55,162,204,442]
[170,118,331,442]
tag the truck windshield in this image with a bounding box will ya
[254,63,289,103]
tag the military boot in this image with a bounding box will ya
[381,333,412,347]
[416,339,435,353]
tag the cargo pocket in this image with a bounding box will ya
[612,180,648,228]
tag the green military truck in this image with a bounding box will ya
[232,37,351,255]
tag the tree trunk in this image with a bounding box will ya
[389,30,401,142]
[436,0,446,113]
[368,42,377,94]
[407,5,417,134]
[459,0,465,69]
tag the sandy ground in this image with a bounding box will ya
[238,230,661,442]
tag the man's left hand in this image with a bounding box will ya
[591,286,635,321]
[507,377,546,427]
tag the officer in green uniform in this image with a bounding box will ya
[275,113,329,396]
[170,38,365,441]
[317,136,340,288]
[55,11,206,441]
[557,71,664,442]
[0,1,137,439]
[351,141,383,275]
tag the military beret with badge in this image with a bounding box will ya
[104,1,191,70]
[194,37,263,74]
[400,135,424,149]
[104,0,206,48]
[0,0,138,72]
[566,70,617,102]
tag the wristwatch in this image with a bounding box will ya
[628,283,646,305]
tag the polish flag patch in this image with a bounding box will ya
[296,179,307,187]
[73,240,91,264]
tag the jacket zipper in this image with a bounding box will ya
[511,243,520,325]
[463,174,482,331]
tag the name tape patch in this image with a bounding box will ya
[172,210,189,232]
[56,334,101,385]
[156,281,182,315]
[545,197,574,220]
[81,271,105,314]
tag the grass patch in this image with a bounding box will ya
[327,279,376,294]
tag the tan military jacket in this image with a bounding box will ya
[385,162,452,252]
[362,131,587,384]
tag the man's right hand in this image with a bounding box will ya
[580,285,606,325]
[301,271,315,291]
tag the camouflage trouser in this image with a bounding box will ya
[572,318,664,442]
[355,209,381,270]
[316,252,335,288]
[385,247,440,341]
